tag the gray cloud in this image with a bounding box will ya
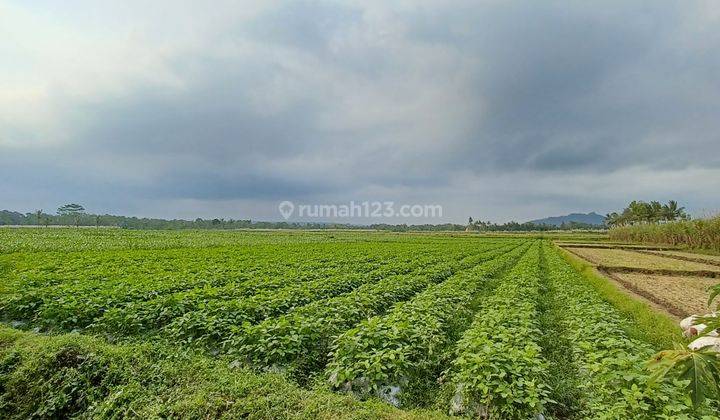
[1,0,719,222]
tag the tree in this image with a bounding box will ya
[57,204,85,216]
[662,200,688,221]
[649,201,664,223]
[57,204,85,227]
[626,201,650,224]
[36,209,42,226]
[605,212,622,227]
[610,200,689,226]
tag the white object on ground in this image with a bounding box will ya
[681,313,718,338]
[680,315,698,331]
[688,336,720,352]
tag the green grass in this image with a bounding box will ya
[555,245,681,350]
[0,326,446,419]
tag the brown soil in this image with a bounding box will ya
[554,243,676,251]
[561,246,720,318]
[595,268,682,321]
[564,247,720,273]
[643,250,720,267]
[608,272,718,318]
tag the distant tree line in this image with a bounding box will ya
[1,205,469,231]
[0,205,261,230]
[1,205,601,232]
[464,217,601,232]
[605,200,688,227]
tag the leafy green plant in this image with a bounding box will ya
[649,345,720,408]
[325,242,533,399]
[446,243,550,418]
[648,282,720,410]
[226,243,522,372]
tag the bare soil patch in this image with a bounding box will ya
[609,272,718,317]
[564,247,720,272]
[554,242,674,251]
[644,250,720,267]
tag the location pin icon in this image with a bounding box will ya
[278,201,294,220]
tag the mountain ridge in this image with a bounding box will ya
[528,212,606,227]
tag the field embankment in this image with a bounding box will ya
[0,326,441,419]
[609,216,720,251]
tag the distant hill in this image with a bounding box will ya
[529,212,606,227]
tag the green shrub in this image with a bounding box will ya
[0,326,444,419]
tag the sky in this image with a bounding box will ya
[1,0,719,224]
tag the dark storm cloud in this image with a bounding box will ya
[75,80,322,161]
[1,0,719,220]
[419,1,720,173]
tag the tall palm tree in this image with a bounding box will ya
[649,201,664,223]
[663,200,687,221]
[626,201,650,224]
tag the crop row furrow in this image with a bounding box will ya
[224,242,526,374]
[1,244,445,331]
[89,250,433,337]
[154,250,471,345]
[323,241,533,401]
[446,242,550,418]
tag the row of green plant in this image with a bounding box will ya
[610,215,720,251]
[1,242,438,332]
[0,228,340,253]
[226,242,527,374]
[90,245,452,337]
[0,238,461,331]
[0,227,487,254]
[446,243,550,418]
[153,245,494,346]
[1,244,313,319]
[324,242,534,401]
[543,246,716,418]
[163,250,481,348]
[4,241,403,295]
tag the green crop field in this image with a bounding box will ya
[0,229,716,418]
